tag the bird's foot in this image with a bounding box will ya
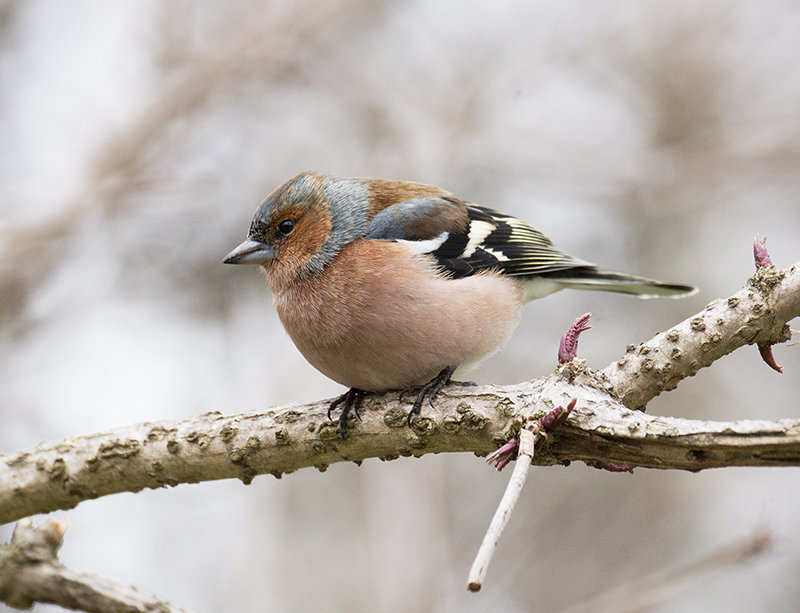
[399,365,458,426]
[328,388,366,437]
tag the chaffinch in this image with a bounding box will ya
[224,172,695,433]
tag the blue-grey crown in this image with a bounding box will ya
[250,173,371,276]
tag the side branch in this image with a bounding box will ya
[602,263,799,409]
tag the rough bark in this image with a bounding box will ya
[603,263,795,409]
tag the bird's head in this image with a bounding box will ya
[223,172,371,280]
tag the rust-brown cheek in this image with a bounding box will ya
[266,207,332,289]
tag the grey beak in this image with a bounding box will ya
[223,239,275,265]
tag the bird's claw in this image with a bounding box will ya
[400,365,457,425]
[328,388,366,437]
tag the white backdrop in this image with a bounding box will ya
[2,1,800,611]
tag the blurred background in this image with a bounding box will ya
[1,1,799,611]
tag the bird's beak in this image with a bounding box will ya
[223,239,275,265]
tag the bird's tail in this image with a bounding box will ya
[544,267,696,299]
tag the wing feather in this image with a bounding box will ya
[363,197,593,279]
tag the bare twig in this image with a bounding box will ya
[470,400,579,591]
[0,519,194,613]
[468,427,535,592]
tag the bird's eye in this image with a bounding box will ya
[277,219,296,235]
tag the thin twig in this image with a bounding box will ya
[467,427,535,592]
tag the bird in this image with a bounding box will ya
[224,171,695,434]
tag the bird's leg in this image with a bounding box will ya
[400,365,458,425]
[328,388,366,437]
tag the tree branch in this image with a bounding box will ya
[603,262,797,409]
[1,263,798,526]
[0,519,193,612]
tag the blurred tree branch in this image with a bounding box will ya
[0,518,193,613]
[0,0,381,332]
[562,528,772,613]
[0,262,797,528]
